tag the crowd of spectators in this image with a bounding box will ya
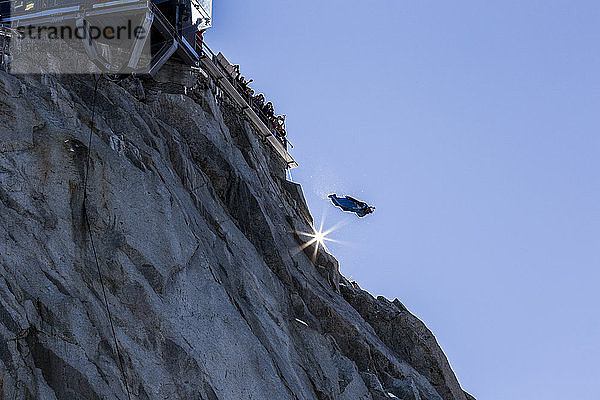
[231,64,289,148]
[193,32,289,149]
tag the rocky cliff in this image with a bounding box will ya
[0,64,473,400]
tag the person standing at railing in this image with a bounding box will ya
[276,116,286,137]
[245,87,254,103]
[236,74,252,89]
[253,93,265,113]
[275,116,287,147]
[263,102,274,121]
[195,29,205,53]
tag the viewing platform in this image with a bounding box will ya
[0,0,297,168]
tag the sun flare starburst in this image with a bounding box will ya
[294,213,346,262]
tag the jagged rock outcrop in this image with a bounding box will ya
[0,63,473,400]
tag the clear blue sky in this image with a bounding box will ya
[206,1,600,399]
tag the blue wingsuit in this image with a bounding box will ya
[328,194,374,217]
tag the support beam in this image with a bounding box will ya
[127,11,154,69]
[149,38,177,76]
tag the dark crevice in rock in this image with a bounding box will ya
[24,328,103,400]
[160,338,220,400]
[0,333,13,370]
[41,270,71,298]
[119,243,165,295]
[0,302,19,334]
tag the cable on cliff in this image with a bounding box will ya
[82,75,133,400]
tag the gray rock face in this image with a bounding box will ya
[0,64,473,400]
